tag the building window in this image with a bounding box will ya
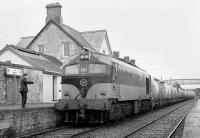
[61,41,72,57]
[37,45,44,53]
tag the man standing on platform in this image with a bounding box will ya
[19,73,34,108]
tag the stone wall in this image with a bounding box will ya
[0,63,43,105]
[0,107,64,137]
[0,66,6,104]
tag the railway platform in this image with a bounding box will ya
[0,103,54,110]
[182,99,200,138]
[0,103,64,137]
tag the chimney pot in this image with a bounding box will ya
[46,2,63,25]
[124,56,129,63]
[113,51,120,58]
[130,59,135,65]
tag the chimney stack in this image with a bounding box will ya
[113,51,120,58]
[130,59,135,65]
[46,2,63,25]
[124,56,129,63]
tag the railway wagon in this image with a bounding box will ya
[55,50,194,123]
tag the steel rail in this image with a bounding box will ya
[166,101,194,138]
[122,100,194,138]
[21,125,105,138]
[70,125,105,138]
[19,126,70,138]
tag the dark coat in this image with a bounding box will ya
[19,77,33,94]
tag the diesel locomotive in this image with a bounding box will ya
[54,50,194,123]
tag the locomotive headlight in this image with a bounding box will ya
[84,55,89,59]
[81,55,85,59]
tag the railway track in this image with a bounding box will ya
[166,104,193,138]
[20,124,105,138]
[20,100,194,138]
[70,125,105,138]
[123,100,194,138]
[71,100,194,138]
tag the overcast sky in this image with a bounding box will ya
[0,0,200,80]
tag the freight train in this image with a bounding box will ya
[54,50,195,123]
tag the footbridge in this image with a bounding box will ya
[164,79,200,97]
[164,79,200,85]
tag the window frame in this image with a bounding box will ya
[37,44,44,53]
[60,40,72,57]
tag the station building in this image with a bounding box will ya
[0,2,112,104]
[0,45,62,103]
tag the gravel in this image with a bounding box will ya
[73,100,194,138]
[30,100,194,138]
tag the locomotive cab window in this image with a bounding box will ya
[65,64,80,74]
[89,64,106,74]
[112,63,118,81]
[146,77,150,94]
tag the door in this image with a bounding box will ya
[112,63,120,98]
[53,76,57,100]
[146,77,150,94]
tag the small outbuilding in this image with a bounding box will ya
[0,45,62,103]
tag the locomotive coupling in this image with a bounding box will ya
[79,100,87,109]
[78,109,86,119]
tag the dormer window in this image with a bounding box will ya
[37,45,44,53]
[61,41,72,57]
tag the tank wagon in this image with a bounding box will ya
[55,50,194,123]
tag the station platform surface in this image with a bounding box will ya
[0,103,54,111]
[182,99,200,138]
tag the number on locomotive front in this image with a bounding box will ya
[64,64,108,75]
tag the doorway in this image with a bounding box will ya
[53,76,57,101]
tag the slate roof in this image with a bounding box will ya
[61,24,96,51]
[0,45,62,74]
[25,20,96,52]
[17,36,35,48]
[17,20,111,54]
[81,30,107,53]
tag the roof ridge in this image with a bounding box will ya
[62,24,81,33]
[21,36,35,39]
[81,29,107,34]
[7,44,40,55]
[62,23,96,51]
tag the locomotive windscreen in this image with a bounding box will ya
[89,64,106,74]
[65,64,80,74]
[64,64,107,75]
